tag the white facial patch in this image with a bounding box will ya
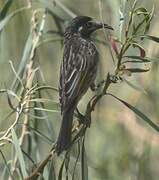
[78,26,83,31]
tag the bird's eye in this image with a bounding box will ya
[86,22,92,27]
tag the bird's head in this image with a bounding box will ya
[65,16,113,38]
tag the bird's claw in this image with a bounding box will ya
[76,108,91,127]
[109,74,122,83]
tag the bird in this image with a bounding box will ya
[56,16,113,155]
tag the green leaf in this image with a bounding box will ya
[43,166,49,180]
[133,13,150,35]
[123,60,149,63]
[0,0,13,20]
[65,153,70,180]
[28,126,53,144]
[132,0,139,10]
[54,0,76,18]
[0,7,29,34]
[123,56,159,63]
[29,98,59,104]
[21,149,36,168]
[11,128,28,178]
[125,68,149,73]
[0,150,14,179]
[81,137,88,180]
[33,107,60,113]
[107,93,159,132]
[37,0,76,19]
[132,43,146,58]
[0,89,20,101]
[145,5,154,33]
[134,7,148,15]
[33,85,58,92]
[123,78,147,93]
[72,142,80,180]
[26,112,48,120]
[124,56,150,61]
[6,89,15,111]
[141,35,159,43]
[48,158,56,180]
[58,158,66,180]
[122,56,150,64]
[9,60,24,89]
[11,32,33,90]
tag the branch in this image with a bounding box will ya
[25,151,54,180]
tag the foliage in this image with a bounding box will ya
[0,0,159,179]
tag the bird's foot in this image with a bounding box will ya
[90,82,97,91]
[75,108,91,127]
[90,75,120,91]
[75,108,85,124]
[84,113,91,127]
[90,80,105,91]
[109,74,122,83]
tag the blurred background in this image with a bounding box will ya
[0,0,159,179]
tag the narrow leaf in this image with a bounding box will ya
[48,158,56,180]
[0,0,13,20]
[107,93,159,132]
[72,142,80,180]
[29,98,59,104]
[54,0,76,18]
[6,89,15,111]
[65,153,70,180]
[0,7,28,34]
[33,107,60,113]
[28,126,53,144]
[11,128,28,178]
[132,43,146,58]
[81,137,88,180]
[38,0,76,18]
[123,78,147,93]
[141,35,159,43]
[123,55,159,63]
[145,5,154,33]
[124,56,150,62]
[11,32,33,90]
[122,60,149,64]
[58,158,66,180]
[134,7,148,15]
[125,68,149,73]
[0,149,14,179]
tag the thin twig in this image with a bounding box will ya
[0,106,23,142]
[25,151,55,180]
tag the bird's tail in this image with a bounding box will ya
[56,108,74,155]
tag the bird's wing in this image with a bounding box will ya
[59,37,98,113]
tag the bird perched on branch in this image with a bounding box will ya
[56,16,113,155]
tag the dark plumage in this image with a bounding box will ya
[56,16,113,155]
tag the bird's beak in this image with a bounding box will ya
[103,23,114,30]
[92,21,114,30]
